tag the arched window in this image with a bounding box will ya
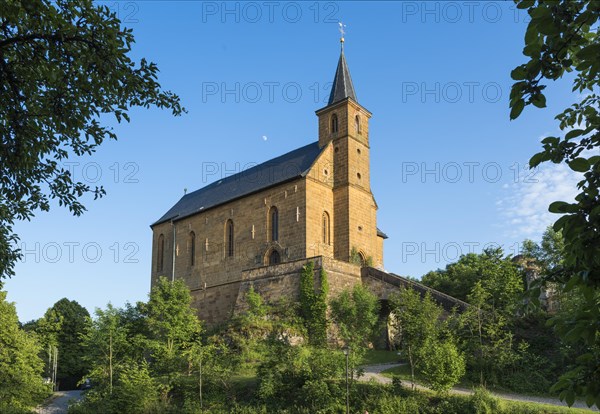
[269,206,279,242]
[226,220,234,257]
[355,115,361,134]
[358,251,367,267]
[322,212,330,245]
[157,234,164,272]
[269,250,281,265]
[189,231,196,266]
[331,113,338,133]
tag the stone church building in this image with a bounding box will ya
[150,45,465,324]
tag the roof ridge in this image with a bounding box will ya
[151,141,323,226]
[186,141,318,198]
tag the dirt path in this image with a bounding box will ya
[35,390,83,414]
[361,363,598,412]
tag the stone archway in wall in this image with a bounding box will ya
[264,247,282,266]
[358,251,367,267]
[373,298,397,350]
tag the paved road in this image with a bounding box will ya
[35,390,83,414]
[361,363,599,412]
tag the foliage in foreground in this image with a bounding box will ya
[70,380,598,414]
[329,283,380,376]
[25,298,91,390]
[0,291,50,410]
[0,0,185,281]
[389,288,466,394]
[67,260,589,413]
[509,0,600,407]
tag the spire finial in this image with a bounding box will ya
[327,25,357,105]
[338,21,346,50]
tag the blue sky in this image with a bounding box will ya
[5,1,581,322]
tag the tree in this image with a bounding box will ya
[0,0,184,281]
[82,304,128,395]
[421,248,524,315]
[143,277,202,391]
[330,284,380,375]
[246,285,269,318]
[44,298,91,390]
[256,340,343,410]
[457,281,520,388]
[110,361,163,414]
[0,291,50,410]
[509,0,600,406]
[34,307,62,391]
[521,226,566,273]
[115,302,151,364]
[389,288,441,387]
[299,262,329,347]
[419,337,466,395]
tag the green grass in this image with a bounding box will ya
[380,366,597,413]
[380,364,416,380]
[503,400,595,414]
[360,349,401,365]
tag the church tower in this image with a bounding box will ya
[315,40,378,264]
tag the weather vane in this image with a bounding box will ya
[338,21,346,48]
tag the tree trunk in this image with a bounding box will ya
[477,308,484,386]
[199,357,203,410]
[408,345,415,390]
[109,331,113,395]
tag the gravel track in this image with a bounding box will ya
[361,363,598,412]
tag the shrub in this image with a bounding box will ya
[470,387,503,414]
[419,339,466,394]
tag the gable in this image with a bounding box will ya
[152,142,323,226]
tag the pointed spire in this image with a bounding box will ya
[328,26,357,105]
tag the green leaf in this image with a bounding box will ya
[538,16,559,35]
[530,5,551,19]
[564,275,580,292]
[510,99,525,120]
[565,129,585,139]
[511,66,528,80]
[565,326,584,342]
[569,158,590,172]
[517,0,535,10]
[549,201,569,213]
[553,215,569,232]
[531,93,547,108]
[577,44,600,60]
[523,43,542,58]
[541,136,559,145]
[585,393,595,408]
[511,70,526,83]
[524,22,538,43]
[565,390,576,407]
[529,152,547,167]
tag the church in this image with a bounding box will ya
[150,41,465,324]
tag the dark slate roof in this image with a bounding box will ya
[328,50,357,105]
[152,142,323,226]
